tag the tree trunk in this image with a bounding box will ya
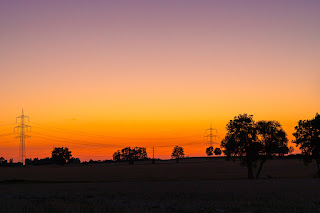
[256,158,267,179]
[247,164,254,179]
[316,160,320,178]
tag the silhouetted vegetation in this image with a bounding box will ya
[214,148,222,156]
[113,147,148,164]
[206,146,213,156]
[82,159,112,164]
[171,146,185,163]
[0,156,7,165]
[0,157,22,167]
[206,147,222,156]
[25,156,80,166]
[51,147,72,165]
[221,114,289,179]
[25,157,54,166]
[293,113,320,177]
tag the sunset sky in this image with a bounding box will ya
[1,0,319,161]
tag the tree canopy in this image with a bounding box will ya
[172,146,185,163]
[206,147,222,156]
[113,147,148,164]
[51,147,72,165]
[206,146,213,156]
[214,148,222,156]
[221,114,288,179]
[293,113,320,177]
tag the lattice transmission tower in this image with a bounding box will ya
[204,123,218,147]
[14,109,31,164]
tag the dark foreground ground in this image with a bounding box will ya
[0,158,319,213]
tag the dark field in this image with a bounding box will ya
[0,158,319,212]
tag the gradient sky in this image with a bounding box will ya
[0,0,319,161]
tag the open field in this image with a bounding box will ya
[0,158,319,212]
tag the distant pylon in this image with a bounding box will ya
[204,123,217,147]
[152,145,156,164]
[14,109,31,164]
[152,145,155,160]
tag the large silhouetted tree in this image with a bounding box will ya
[221,114,288,179]
[255,120,288,179]
[51,147,72,165]
[293,113,320,177]
[172,146,185,163]
[221,114,258,179]
[206,146,213,156]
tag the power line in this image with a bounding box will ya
[30,121,201,141]
[31,132,121,148]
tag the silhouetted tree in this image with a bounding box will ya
[221,114,288,179]
[0,157,5,163]
[51,147,72,165]
[255,120,288,179]
[293,113,320,177]
[121,147,133,162]
[221,114,258,179]
[0,157,7,165]
[113,150,121,162]
[172,146,184,163]
[276,145,294,156]
[206,146,213,156]
[134,147,147,160]
[113,147,148,164]
[214,148,222,156]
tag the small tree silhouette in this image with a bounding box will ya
[293,113,320,177]
[206,146,213,156]
[214,148,222,156]
[51,147,72,165]
[171,146,185,163]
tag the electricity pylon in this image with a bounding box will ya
[14,109,31,164]
[152,145,156,164]
[152,145,155,160]
[204,123,218,147]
